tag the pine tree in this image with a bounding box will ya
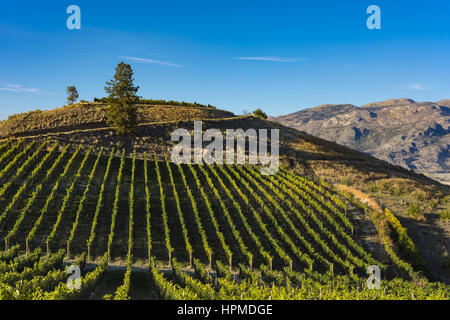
[105,62,140,134]
[66,86,79,105]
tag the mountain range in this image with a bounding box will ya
[272,98,450,184]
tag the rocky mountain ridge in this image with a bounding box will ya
[272,99,450,184]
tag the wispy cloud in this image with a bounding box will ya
[0,84,48,94]
[405,83,428,91]
[236,56,306,63]
[120,56,182,67]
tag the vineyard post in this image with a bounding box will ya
[208,251,212,270]
[87,245,90,261]
[67,242,70,257]
[249,256,253,271]
[25,239,29,255]
[189,250,192,269]
[46,241,49,257]
[4,238,8,251]
[229,254,232,271]
[329,263,334,275]
[284,274,291,289]
[269,257,272,271]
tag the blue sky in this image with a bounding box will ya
[1,0,449,119]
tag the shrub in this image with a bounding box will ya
[407,203,422,218]
[440,208,450,220]
[389,186,405,196]
[341,176,352,186]
[367,182,378,193]
[252,108,267,119]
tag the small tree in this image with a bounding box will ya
[105,62,140,134]
[252,108,267,119]
[66,86,79,105]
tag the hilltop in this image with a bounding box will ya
[272,98,450,185]
[0,102,234,139]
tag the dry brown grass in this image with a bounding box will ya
[0,103,234,139]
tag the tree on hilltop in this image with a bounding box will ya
[66,86,79,105]
[252,108,267,119]
[104,62,140,134]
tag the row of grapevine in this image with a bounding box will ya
[249,167,337,272]
[224,165,295,270]
[66,148,104,256]
[154,155,173,264]
[107,149,125,262]
[216,164,287,270]
[144,154,152,261]
[279,169,353,231]
[0,141,48,200]
[239,165,325,270]
[348,196,417,278]
[0,245,20,263]
[176,263,449,299]
[207,164,272,268]
[0,142,61,230]
[0,140,12,156]
[0,249,65,285]
[3,143,63,249]
[46,148,92,254]
[26,145,81,253]
[177,163,212,267]
[107,152,136,300]
[0,141,23,168]
[0,249,42,274]
[384,208,425,267]
[171,257,216,299]
[274,169,376,267]
[198,165,253,268]
[34,253,109,300]
[165,157,193,266]
[188,163,233,268]
[247,165,362,272]
[0,141,35,182]
[87,148,115,258]
[149,257,198,300]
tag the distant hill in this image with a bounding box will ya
[271,98,450,184]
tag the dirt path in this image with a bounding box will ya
[334,184,390,266]
[336,184,450,284]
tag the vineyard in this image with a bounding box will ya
[0,140,448,300]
